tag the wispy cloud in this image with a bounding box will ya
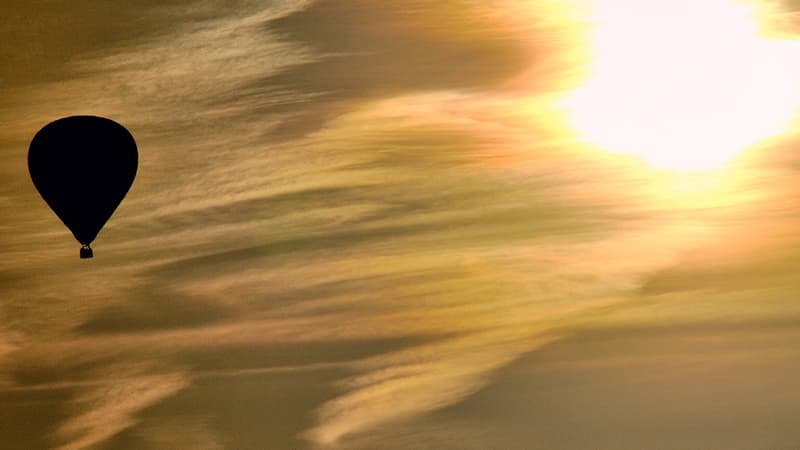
[55,364,188,450]
[304,332,560,447]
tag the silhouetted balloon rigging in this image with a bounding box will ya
[28,116,138,259]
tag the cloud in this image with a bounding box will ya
[54,363,189,450]
[303,332,560,447]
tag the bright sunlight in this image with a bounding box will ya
[563,0,800,171]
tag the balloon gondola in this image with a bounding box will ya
[28,116,138,259]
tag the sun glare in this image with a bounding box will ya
[563,0,800,171]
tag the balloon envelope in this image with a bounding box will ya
[28,116,138,257]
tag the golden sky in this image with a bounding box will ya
[3,1,800,449]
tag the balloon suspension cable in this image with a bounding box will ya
[80,244,93,259]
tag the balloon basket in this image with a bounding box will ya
[80,245,93,259]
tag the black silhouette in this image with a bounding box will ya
[28,116,138,259]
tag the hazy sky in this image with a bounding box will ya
[4,1,800,449]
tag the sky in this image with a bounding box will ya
[3,0,800,449]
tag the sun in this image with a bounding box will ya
[563,0,800,171]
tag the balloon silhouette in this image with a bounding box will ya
[28,116,138,259]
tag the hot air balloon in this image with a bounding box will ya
[28,116,138,259]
